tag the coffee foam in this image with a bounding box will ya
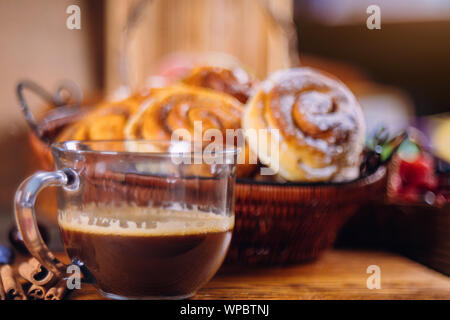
[58,204,234,237]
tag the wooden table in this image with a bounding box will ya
[58,249,450,300]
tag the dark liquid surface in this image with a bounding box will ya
[60,211,232,298]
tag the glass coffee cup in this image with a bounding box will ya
[15,140,237,299]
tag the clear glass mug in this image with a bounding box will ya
[15,140,237,299]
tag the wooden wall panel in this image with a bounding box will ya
[104,0,293,94]
[0,0,103,212]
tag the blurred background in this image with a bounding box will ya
[0,0,448,241]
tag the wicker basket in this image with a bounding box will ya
[229,171,386,264]
[21,85,387,265]
[337,153,450,274]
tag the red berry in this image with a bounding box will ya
[401,186,420,203]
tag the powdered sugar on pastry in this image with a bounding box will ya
[243,67,365,182]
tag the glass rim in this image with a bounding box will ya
[51,139,241,158]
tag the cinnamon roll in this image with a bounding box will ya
[242,68,365,182]
[182,66,255,103]
[56,98,141,142]
[125,85,256,177]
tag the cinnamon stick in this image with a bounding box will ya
[45,279,68,300]
[18,258,55,286]
[27,284,46,300]
[0,265,26,300]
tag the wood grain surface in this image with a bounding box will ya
[52,250,450,300]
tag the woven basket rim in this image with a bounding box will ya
[237,166,386,188]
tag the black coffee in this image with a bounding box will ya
[59,206,233,298]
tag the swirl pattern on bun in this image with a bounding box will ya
[125,85,256,177]
[125,85,242,139]
[182,66,254,103]
[242,68,365,182]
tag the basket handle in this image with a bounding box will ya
[16,79,83,143]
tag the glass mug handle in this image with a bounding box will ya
[14,168,79,278]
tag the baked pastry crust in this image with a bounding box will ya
[125,85,256,177]
[242,68,365,182]
[56,98,143,142]
[182,66,255,103]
